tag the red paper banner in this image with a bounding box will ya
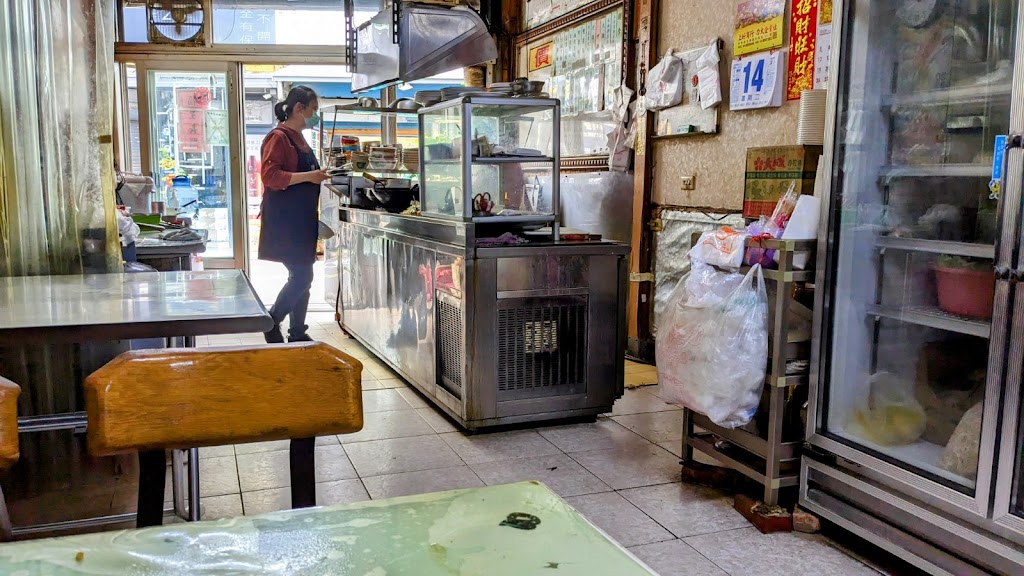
[787,0,818,100]
[176,88,207,154]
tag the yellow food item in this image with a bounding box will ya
[850,404,927,446]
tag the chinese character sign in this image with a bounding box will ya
[529,42,553,72]
[787,0,818,100]
[734,0,786,56]
[176,88,208,153]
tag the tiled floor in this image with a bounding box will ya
[178,311,886,575]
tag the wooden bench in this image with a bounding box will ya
[0,377,20,541]
[84,342,362,527]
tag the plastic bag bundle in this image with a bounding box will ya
[645,50,684,110]
[689,226,748,269]
[656,265,769,428]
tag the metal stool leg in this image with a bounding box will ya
[188,447,201,521]
[290,438,316,509]
[0,485,13,541]
[137,450,167,528]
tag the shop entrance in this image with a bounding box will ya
[136,62,244,269]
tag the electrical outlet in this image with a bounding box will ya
[680,175,696,190]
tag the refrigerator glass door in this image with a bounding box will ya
[816,0,1019,503]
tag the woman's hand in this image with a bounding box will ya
[305,169,330,184]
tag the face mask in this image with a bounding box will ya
[304,111,320,130]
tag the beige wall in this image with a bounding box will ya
[653,0,800,210]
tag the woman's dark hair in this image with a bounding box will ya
[274,85,318,122]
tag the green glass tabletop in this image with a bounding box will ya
[0,482,656,575]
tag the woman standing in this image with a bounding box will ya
[259,86,328,343]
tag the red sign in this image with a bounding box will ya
[786,0,818,101]
[176,88,207,154]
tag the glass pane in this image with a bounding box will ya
[524,0,593,29]
[122,2,380,46]
[520,8,623,157]
[125,64,142,173]
[822,0,1018,492]
[148,71,234,259]
[421,104,463,216]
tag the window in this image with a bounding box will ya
[119,1,381,46]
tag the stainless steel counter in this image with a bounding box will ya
[334,207,629,430]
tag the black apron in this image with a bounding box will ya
[258,127,320,264]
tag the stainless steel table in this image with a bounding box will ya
[0,270,272,536]
[134,229,208,272]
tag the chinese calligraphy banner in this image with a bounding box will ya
[787,0,818,100]
[734,0,786,57]
[176,88,207,153]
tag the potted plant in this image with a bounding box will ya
[934,255,994,319]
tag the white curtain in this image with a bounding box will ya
[0,0,123,518]
[0,0,120,277]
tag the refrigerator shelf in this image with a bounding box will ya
[883,84,1013,109]
[868,304,991,338]
[831,430,975,489]
[878,164,992,179]
[875,237,995,259]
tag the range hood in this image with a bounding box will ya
[351,2,497,93]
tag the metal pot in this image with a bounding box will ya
[358,96,379,108]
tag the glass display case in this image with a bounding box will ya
[419,97,560,223]
[803,0,1024,572]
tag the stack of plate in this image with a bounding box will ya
[415,90,443,107]
[369,147,399,170]
[441,86,464,101]
[797,89,828,145]
[488,82,515,96]
[403,148,420,171]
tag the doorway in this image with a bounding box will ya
[134,62,244,268]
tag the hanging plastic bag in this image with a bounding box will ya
[645,50,684,110]
[689,226,748,269]
[656,265,769,428]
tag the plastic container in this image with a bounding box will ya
[934,266,994,319]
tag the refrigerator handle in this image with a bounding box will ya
[989,135,1022,269]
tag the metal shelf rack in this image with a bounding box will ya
[681,236,816,506]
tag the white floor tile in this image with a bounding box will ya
[470,453,611,497]
[620,483,748,538]
[343,435,463,477]
[612,411,684,444]
[361,466,483,500]
[628,539,727,576]
[570,444,681,490]
[564,491,674,548]
[685,528,880,576]
[538,419,652,453]
[439,430,561,465]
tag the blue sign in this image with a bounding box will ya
[990,135,1008,200]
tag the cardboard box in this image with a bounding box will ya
[744,145,822,219]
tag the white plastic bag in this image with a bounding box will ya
[645,50,684,110]
[656,265,769,428]
[689,226,748,269]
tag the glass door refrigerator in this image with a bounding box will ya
[802,1,1024,574]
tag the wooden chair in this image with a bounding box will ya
[0,377,20,541]
[84,342,362,528]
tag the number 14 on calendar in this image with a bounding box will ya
[730,51,785,110]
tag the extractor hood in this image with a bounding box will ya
[351,1,497,93]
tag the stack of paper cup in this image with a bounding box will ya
[797,89,827,145]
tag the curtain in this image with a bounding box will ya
[0,0,125,519]
[0,0,120,276]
